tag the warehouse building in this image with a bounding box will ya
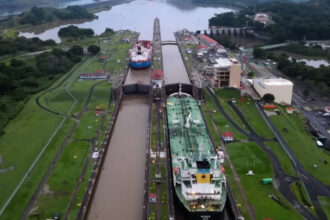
[253,78,293,105]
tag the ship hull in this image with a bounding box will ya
[129,60,151,69]
[173,190,224,220]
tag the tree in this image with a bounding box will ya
[262,93,275,103]
[88,45,100,55]
[103,28,115,36]
[69,45,84,56]
[10,59,25,67]
[303,89,310,97]
[253,48,267,59]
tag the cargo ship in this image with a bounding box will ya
[167,91,227,219]
[129,40,152,69]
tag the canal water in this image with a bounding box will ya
[124,68,151,85]
[87,95,149,220]
[162,45,191,85]
[19,0,233,42]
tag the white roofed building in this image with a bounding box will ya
[253,78,293,104]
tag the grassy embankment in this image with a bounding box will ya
[213,89,298,177]
[269,106,330,185]
[318,196,330,219]
[0,31,135,219]
[226,142,303,220]
[201,88,303,219]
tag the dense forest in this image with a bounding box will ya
[17,6,95,25]
[58,25,94,39]
[0,44,85,134]
[209,0,330,42]
[0,36,55,55]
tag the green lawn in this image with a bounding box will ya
[0,32,133,219]
[214,89,249,134]
[226,142,303,220]
[265,141,297,177]
[269,106,330,185]
[236,97,274,139]
[203,90,247,141]
[318,196,330,219]
[88,82,111,109]
[290,182,315,215]
[28,142,90,220]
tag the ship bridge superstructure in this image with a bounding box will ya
[167,92,226,213]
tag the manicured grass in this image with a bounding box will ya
[223,163,250,219]
[28,142,90,220]
[236,97,274,139]
[226,142,303,220]
[0,100,63,207]
[67,161,93,220]
[318,196,330,219]
[0,119,75,220]
[269,106,330,185]
[265,141,297,177]
[290,182,315,215]
[203,90,247,141]
[214,89,249,133]
[0,31,133,218]
[88,82,111,109]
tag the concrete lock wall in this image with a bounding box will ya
[123,84,150,94]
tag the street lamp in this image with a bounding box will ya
[88,125,92,149]
[225,124,229,133]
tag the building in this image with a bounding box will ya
[222,131,234,142]
[79,71,108,80]
[254,13,270,25]
[204,58,241,88]
[198,34,226,52]
[286,107,294,114]
[198,34,218,47]
[253,78,293,105]
[196,44,209,54]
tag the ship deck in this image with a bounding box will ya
[167,93,214,162]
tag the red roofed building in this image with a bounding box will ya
[152,69,163,80]
[222,131,234,142]
[199,34,218,47]
[149,193,157,203]
[325,106,330,113]
[197,44,209,53]
[286,107,294,114]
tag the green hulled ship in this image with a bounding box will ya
[167,92,227,219]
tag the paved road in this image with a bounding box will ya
[206,87,323,220]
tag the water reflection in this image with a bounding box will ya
[19,0,232,42]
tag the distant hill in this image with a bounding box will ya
[192,0,309,7]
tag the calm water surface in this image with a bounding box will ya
[87,95,149,220]
[20,0,233,42]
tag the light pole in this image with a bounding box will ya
[88,125,92,149]
[225,124,229,134]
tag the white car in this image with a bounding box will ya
[323,112,330,117]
